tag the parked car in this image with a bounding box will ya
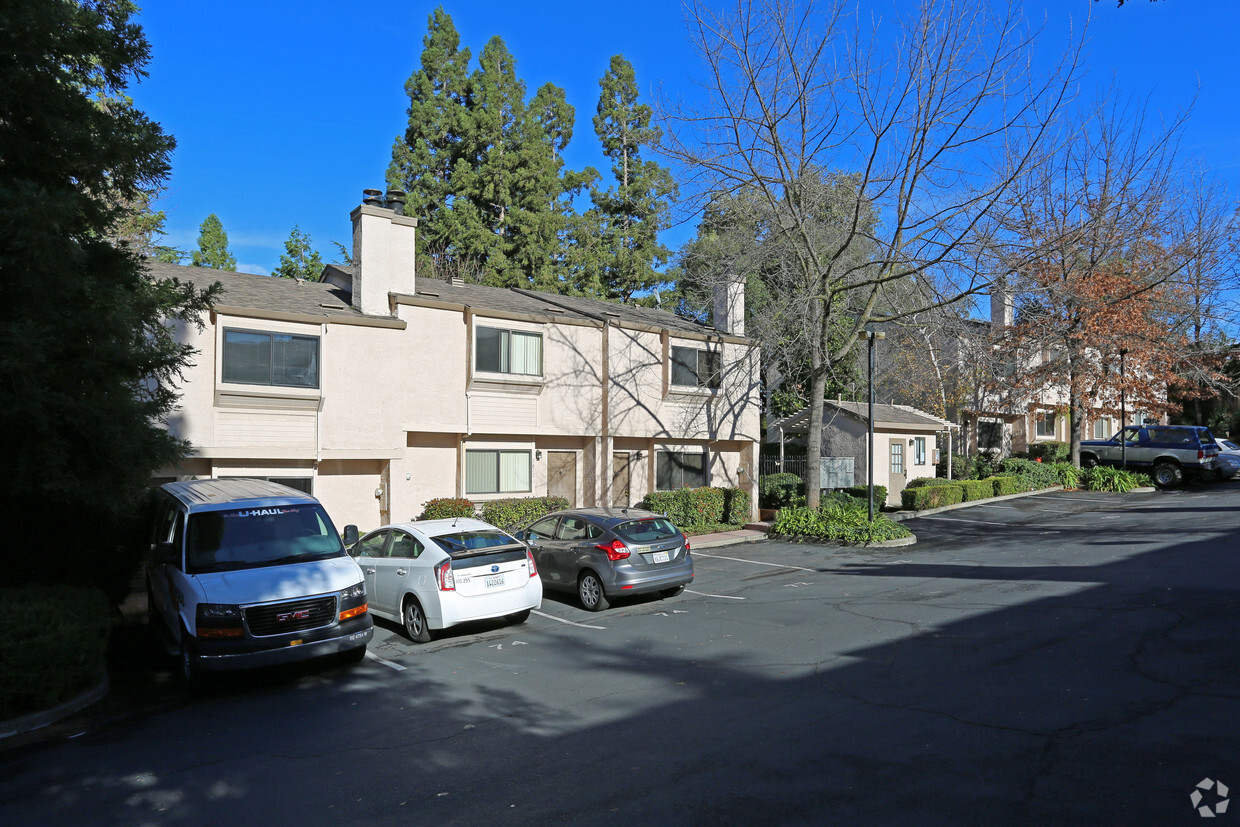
[350,518,541,642]
[1078,424,1220,488]
[514,508,693,611]
[146,478,373,683]
[1207,438,1240,481]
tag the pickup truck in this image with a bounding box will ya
[1078,425,1219,488]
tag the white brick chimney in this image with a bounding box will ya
[350,189,417,316]
[989,277,1012,329]
[712,276,746,336]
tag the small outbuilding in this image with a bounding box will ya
[768,401,959,507]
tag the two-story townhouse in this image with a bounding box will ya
[154,193,761,530]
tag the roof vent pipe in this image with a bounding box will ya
[386,190,406,216]
[362,188,384,208]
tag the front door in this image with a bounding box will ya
[548,451,577,506]
[889,439,907,506]
[611,452,631,506]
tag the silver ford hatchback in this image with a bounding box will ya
[515,507,693,611]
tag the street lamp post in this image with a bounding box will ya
[859,329,886,521]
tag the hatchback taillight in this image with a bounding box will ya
[596,539,630,560]
[435,559,455,591]
[685,538,691,552]
[526,548,538,577]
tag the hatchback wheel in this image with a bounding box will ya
[1153,462,1183,489]
[507,609,531,625]
[578,571,610,612]
[403,597,434,643]
[660,585,686,598]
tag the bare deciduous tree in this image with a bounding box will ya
[660,0,1081,507]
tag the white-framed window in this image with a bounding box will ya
[475,326,542,377]
[670,345,721,390]
[1035,411,1056,438]
[222,328,319,388]
[1092,418,1112,440]
[913,437,927,465]
[656,449,707,489]
[465,450,532,495]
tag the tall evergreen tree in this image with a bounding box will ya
[191,213,237,271]
[272,225,325,280]
[386,6,472,258]
[586,55,676,301]
[0,0,217,597]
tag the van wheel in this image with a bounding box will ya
[179,626,200,686]
[338,646,367,666]
[403,597,434,643]
[1153,462,1183,488]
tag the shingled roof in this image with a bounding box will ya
[770,400,958,433]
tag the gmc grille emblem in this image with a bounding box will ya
[277,610,311,622]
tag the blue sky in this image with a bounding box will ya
[131,1,1240,276]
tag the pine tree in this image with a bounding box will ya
[0,0,217,597]
[191,213,237,271]
[587,55,676,301]
[273,225,325,280]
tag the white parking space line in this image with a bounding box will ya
[366,651,406,671]
[531,609,606,630]
[692,551,818,572]
[976,504,1074,513]
[685,589,746,600]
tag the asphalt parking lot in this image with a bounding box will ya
[3,482,1238,824]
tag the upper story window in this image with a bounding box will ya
[1092,418,1112,440]
[222,329,319,388]
[476,326,542,377]
[671,345,721,390]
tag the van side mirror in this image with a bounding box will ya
[342,525,359,547]
[152,541,179,565]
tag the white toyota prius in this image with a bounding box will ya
[349,518,542,642]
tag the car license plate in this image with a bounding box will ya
[485,574,505,588]
[652,550,670,564]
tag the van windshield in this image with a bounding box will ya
[186,504,345,573]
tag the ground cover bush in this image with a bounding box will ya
[772,499,912,544]
[1051,462,1081,489]
[1082,466,1151,492]
[1000,457,1060,490]
[1027,441,1070,463]
[0,585,110,721]
[842,484,888,506]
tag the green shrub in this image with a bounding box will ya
[722,487,751,524]
[959,479,995,501]
[937,453,971,480]
[900,483,964,511]
[1000,457,1060,490]
[988,475,1022,496]
[759,473,805,509]
[1028,441,1070,463]
[971,453,1002,480]
[905,477,956,490]
[641,487,726,528]
[842,485,887,507]
[418,497,476,520]
[0,586,111,720]
[772,501,912,544]
[479,496,570,531]
[1051,462,1081,489]
[1083,466,1151,493]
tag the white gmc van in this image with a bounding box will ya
[146,478,372,682]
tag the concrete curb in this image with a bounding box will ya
[0,675,109,740]
[887,485,1065,522]
[768,533,917,549]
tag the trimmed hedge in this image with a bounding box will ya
[0,586,111,721]
[988,475,1023,496]
[479,496,570,531]
[723,488,751,524]
[842,485,888,506]
[901,483,964,511]
[906,477,956,490]
[418,498,476,520]
[759,473,805,509]
[959,479,995,501]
